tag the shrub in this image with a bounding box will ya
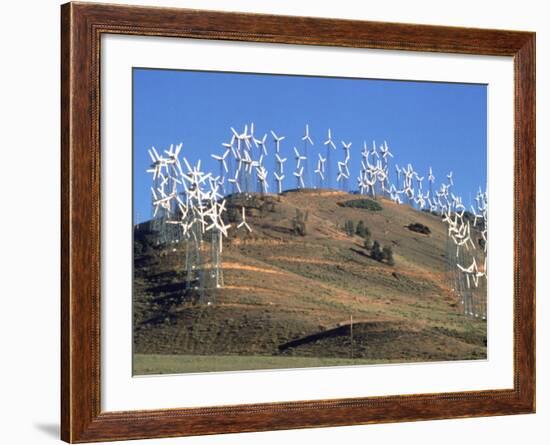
[356,220,365,237]
[382,245,395,265]
[356,221,371,238]
[344,220,355,236]
[292,208,309,236]
[363,237,372,250]
[407,222,431,235]
[339,199,383,211]
[370,240,384,261]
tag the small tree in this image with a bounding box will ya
[345,220,355,236]
[363,234,372,249]
[382,245,395,265]
[356,220,365,237]
[363,238,372,250]
[370,240,383,261]
[292,208,308,236]
[364,225,371,238]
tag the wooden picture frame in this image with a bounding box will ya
[61,2,535,442]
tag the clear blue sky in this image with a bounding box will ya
[133,68,487,223]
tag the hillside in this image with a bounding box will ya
[133,189,487,374]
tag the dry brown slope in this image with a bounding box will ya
[133,190,486,363]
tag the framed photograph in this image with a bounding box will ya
[61,2,535,442]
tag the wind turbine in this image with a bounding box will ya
[394,163,401,188]
[294,146,306,170]
[271,130,285,153]
[151,149,236,299]
[336,161,347,191]
[447,171,454,186]
[369,140,378,161]
[254,133,268,156]
[231,125,252,152]
[324,128,337,189]
[221,136,236,189]
[237,206,252,232]
[341,141,352,192]
[274,172,285,194]
[240,149,254,193]
[379,141,393,195]
[211,149,229,193]
[274,152,287,192]
[314,153,326,187]
[256,165,269,195]
[301,124,314,188]
[294,166,305,189]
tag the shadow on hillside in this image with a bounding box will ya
[349,247,371,259]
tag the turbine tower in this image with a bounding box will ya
[275,153,287,194]
[324,128,336,189]
[301,124,314,188]
[341,140,352,192]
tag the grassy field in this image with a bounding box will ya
[134,353,407,375]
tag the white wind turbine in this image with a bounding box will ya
[324,128,337,189]
[366,174,377,198]
[394,163,401,188]
[241,150,255,193]
[221,136,236,189]
[271,130,285,154]
[227,160,242,193]
[414,173,424,192]
[147,146,166,181]
[164,142,184,177]
[380,140,393,160]
[376,161,388,195]
[341,140,352,157]
[150,150,234,299]
[275,153,287,171]
[228,176,241,193]
[231,124,252,151]
[301,124,314,188]
[380,141,393,195]
[370,140,379,161]
[211,149,229,190]
[358,142,370,195]
[253,133,268,156]
[256,165,269,194]
[294,146,306,169]
[274,153,287,193]
[237,206,252,233]
[457,257,483,289]
[447,170,454,186]
[336,161,348,190]
[357,171,367,195]
[274,172,285,194]
[294,166,305,189]
[314,153,326,187]
[341,141,352,192]
[389,184,403,204]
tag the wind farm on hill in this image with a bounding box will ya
[133,123,487,374]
